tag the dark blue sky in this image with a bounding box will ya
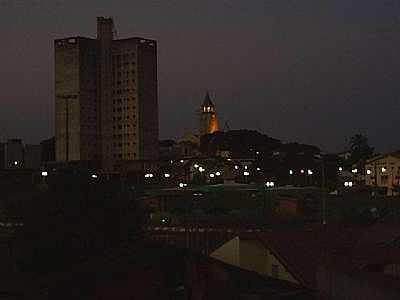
[1,0,399,152]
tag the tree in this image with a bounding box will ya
[349,134,374,164]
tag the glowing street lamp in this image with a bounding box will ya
[265,181,275,187]
[307,169,313,175]
[289,170,294,175]
[144,173,154,178]
[198,167,205,173]
[300,169,305,174]
[209,173,215,178]
[234,165,239,170]
[351,168,358,174]
[256,167,261,171]
[344,181,354,187]
[180,159,184,163]
[338,167,343,172]
[382,167,387,173]
[91,174,98,179]
[41,171,48,177]
[164,173,171,178]
[13,161,18,166]
[366,169,372,175]
[215,171,221,176]
[243,171,250,176]
[194,164,199,169]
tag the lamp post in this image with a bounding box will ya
[264,181,275,217]
[41,171,48,185]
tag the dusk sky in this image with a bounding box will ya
[1,0,400,152]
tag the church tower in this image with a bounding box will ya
[199,91,220,136]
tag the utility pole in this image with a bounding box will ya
[321,158,327,227]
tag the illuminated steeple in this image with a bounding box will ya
[200,91,220,136]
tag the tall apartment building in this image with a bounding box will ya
[55,17,158,170]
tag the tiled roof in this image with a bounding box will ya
[252,228,358,288]
[243,224,400,289]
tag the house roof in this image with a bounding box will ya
[240,224,400,289]
[250,228,358,288]
[366,151,400,163]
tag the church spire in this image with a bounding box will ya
[199,91,219,136]
[202,91,213,107]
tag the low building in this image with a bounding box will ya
[24,144,41,169]
[40,137,56,163]
[0,139,42,170]
[4,139,24,168]
[210,226,400,299]
[0,143,4,169]
[365,152,400,196]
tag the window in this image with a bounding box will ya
[381,175,388,184]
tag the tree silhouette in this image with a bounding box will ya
[349,134,374,164]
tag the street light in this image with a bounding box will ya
[300,169,305,174]
[234,165,239,170]
[209,173,215,178]
[41,171,48,184]
[382,167,387,173]
[164,173,171,178]
[179,182,187,188]
[91,174,98,179]
[13,161,18,166]
[145,173,154,178]
[289,169,294,175]
[198,167,205,173]
[180,159,184,163]
[338,167,343,172]
[194,164,199,169]
[215,171,221,176]
[366,169,372,175]
[243,171,250,176]
[352,168,358,174]
[307,169,313,175]
[256,167,261,171]
[265,181,275,187]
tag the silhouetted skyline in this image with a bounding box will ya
[1,0,399,152]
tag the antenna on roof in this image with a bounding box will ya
[224,120,231,132]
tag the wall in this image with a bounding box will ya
[365,156,400,195]
[210,237,299,284]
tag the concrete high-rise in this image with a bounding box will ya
[55,17,158,170]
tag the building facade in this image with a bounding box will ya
[199,92,219,137]
[55,17,158,170]
[0,139,41,169]
[365,152,400,196]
